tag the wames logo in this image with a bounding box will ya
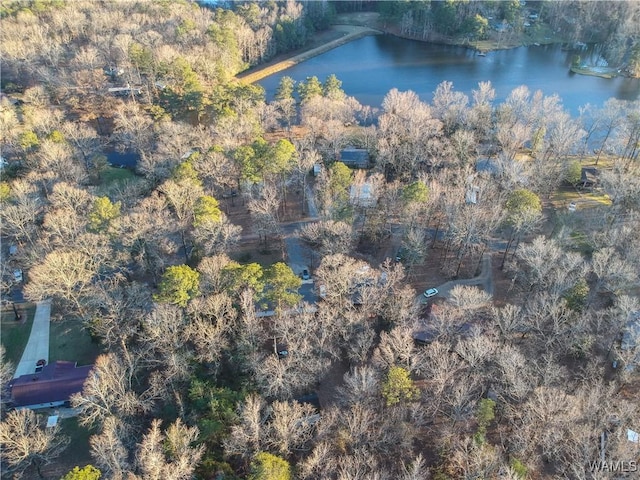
[587,461,638,473]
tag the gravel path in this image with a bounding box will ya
[420,255,494,303]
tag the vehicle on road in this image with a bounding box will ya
[35,359,46,373]
[423,288,438,298]
[301,269,310,280]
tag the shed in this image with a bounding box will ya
[475,157,501,175]
[581,167,599,187]
[339,148,370,169]
[9,361,94,410]
[465,185,480,204]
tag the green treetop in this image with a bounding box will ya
[89,196,121,232]
[381,366,419,406]
[297,76,323,103]
[222,262,265,295]
[19,130,39,151]
[267,139,297,177]
[402,181,429,204]
[194,195,222,227]
[474,397,496,445]
[248,452,292,480]
[265,262,302,310]
[47,130,65,143]
[0,182,11,203]
[155,264,200,307]
[275,76,296,101]
[323,74,345,100]
[505,188,542,230]
[172,159,202,186]
[564,160,583,186]
[232,145,259,184]
[329,162,352,196]
[61,465,101,480]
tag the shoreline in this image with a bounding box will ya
[237,12,637,84]
[237,25,382,84]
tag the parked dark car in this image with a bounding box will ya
[413,330,438,346]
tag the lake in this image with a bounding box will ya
[258,34,640,115]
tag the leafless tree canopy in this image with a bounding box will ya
[1,1,640,478]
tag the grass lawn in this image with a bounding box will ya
[549,187,612,210]
[100,166,136,185]
[0,304,36,366]
[49,318,101,366]
[40,416,95,479]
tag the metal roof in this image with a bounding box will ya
[9,361,93,408]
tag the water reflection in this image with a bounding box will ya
[258,35,639,115]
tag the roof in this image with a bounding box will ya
[339,148,370,168]
[622,312,640,350]
[581,167,599,184]
[350,182,376,207]
[476,158,500,175]
[9,361,93,408]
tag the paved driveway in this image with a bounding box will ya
[13,299,51,378]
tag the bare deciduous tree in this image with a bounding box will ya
[89,416,131,480]
[134,419,204,480]
[72,353,159,429]
[0,409,69,478]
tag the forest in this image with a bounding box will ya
[0,1,639,479]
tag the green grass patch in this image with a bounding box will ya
[49,318,100,366]
[100,166,136,185]
[568,230,594,255]
[58,416,94,470]
[549,187,611,209]
[583,193,612,206]
[0,304,36,366]
[580,156,616,169]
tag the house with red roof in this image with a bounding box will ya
[8,361,93,410]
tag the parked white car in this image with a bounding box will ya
[423,288,438,298]
[13,269,23,283]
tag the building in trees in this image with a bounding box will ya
[620,311,640,370]
[338,147,371,169]
[9,361,94,410]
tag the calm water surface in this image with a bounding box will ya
[259,35,640,115]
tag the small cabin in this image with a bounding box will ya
[581,167,599,188]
